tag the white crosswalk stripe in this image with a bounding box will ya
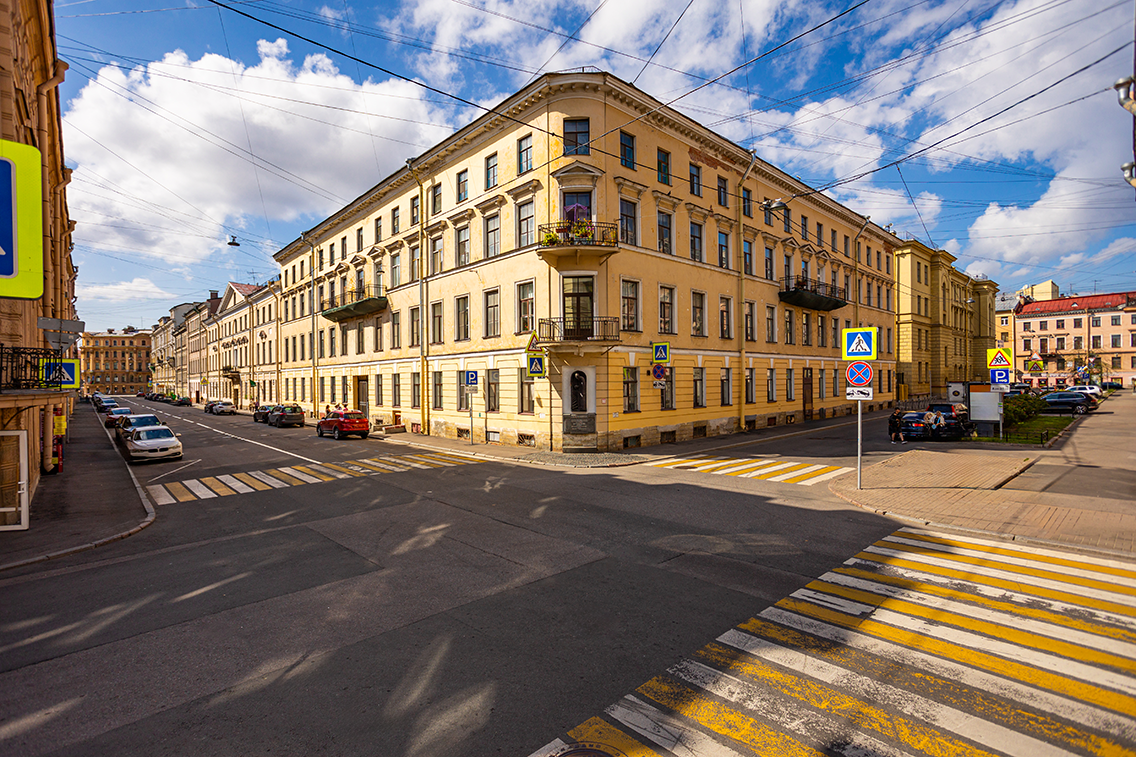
[529,526,1136,756]
[648,453,853,486]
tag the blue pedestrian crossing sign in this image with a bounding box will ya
[841,327,877,360]
[40,359,80,389]
[0,140,44,300]
[651,342,670,364]
[464,370,478,386]
[526,354,546,378]
[990,368,1010,385]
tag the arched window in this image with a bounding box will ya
[570,371,588,413]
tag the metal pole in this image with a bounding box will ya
[856,399,863,490]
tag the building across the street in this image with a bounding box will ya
[1012,290,1136,389]
[893,239,998,399]
[79,328,152,395]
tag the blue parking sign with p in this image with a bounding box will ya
[990,368,1010,385]
[464,370,478,386]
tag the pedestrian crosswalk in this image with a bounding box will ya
[646,453,853,486]
[145,451,482,505]
[530,527,1136,757]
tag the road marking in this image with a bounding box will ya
[182,479,217,499]
[216,474,254,494]
[199,477,236,497]
[232,472,272,491]
[750,461,811,479]
[146,485,176,505]
[766,463,827,482]
[264,468,307,486]
[795,466,850,485]
[248,470,288,488]
[290,465,337,482]
[163,481,196,502]
[191,420,322,464]
[386,455,438,469]
[360,457,412,471]
[648,453,854,487]
[312,462,362,478]
[146,458,201,483]
[528,526,1136,757]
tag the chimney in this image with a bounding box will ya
[209,290,219,299]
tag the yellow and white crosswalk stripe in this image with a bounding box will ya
[145,452,482,505]
[648,453,853,486]
[529,527,1136,757]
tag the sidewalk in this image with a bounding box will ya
[0,402,153,572]
[830,394,1136,556]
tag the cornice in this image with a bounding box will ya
[652,189,680,211]
[685,202,710,222]
[614,175,649,199]
[475,194,507,214]
[506,178,542,200]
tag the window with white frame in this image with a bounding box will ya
[518,201,535,247]
[517,281,534,333]
[621,280,640,331]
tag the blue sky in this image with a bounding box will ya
[56,0,1136,331]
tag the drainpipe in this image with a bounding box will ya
[406,159,429,434]
[851,215,871,328]
[736,151,758,430]
[37,61,66,325]
[301,233,318,419]
[51,168,72,320]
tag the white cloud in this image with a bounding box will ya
[77,277,178,301]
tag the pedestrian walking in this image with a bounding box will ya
[888,408,906,444]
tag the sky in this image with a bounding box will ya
[56,0,1136,332]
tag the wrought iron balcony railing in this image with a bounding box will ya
[320,286,388,322]
[538,221,620,249]
[1,345,64,391]
[536,317,620,343]
[777,275,848,312]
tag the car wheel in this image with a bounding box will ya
[317,426,324,437]
[1074,405,1086,415]
[333,427,343,440]
[360,432,369,439]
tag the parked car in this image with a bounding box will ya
[1066,384,1103,398]
[123,426,183,461]
[210,400,236,415]
[203,401,218,414]
[94,397,117,412]
[914,407,970,440]
[316,409,370,439]
[1101,381,1123,391]
[116,414,164,441]
[173,396,192,406]
[251,404,274,423]
[267,404,306,427]
[898,412,931,440]
[1040,391,1095,415]
[104,406,134,428]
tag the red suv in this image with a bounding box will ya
[316,409,370,439]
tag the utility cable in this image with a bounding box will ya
[632,0,697,85]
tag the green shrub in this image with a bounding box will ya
[1003,393,1046,425]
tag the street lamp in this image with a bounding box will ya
[227,236,240,247]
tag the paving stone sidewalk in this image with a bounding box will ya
[830,449,1136,555]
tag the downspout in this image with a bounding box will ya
[37,61,67,324]
[851,215,871,328]
[51,168,72,320]
[406,159,428,434]
[301,233,318,419]
[737,150,757,431]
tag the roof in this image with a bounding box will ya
[229,282,262,297]
[1016,291,1135,317]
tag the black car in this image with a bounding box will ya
[1041,392,1095,415]
[266,404,306,427]
[899,412,931,440]
[915,407,970,440]
[203,401,218,414]
[252,404,274,422]
[173,397,192,406]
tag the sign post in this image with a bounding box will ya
[464,370,478,445]
[843,331,877,491]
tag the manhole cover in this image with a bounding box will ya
[550,744,625,757]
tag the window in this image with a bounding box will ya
[409,246,420,281]
[744,302,755,341]
[691,292,706,336]
[520,369,535,413]
[1040,320,1048,331]
[518,134,533,172]
[619,199,637,245]
[800,215,809,240]
[485,289,500,337]
[1092,335,1102,349]
[485,153,498,189]
[456,226,470,267]
[356,324,365,354]
[689,163,702,196]
[657,149,671,184]
[412,372,421,408]
[1092,316,1101,327]
[1112,315,1121,326]
[356,227,364,251]
[744,367,756,403]
[392,374,401,407]
[432,371,443,410]
[659,286,675,334]
[564,119,589,155]
[486,369,500,411]
[802,312,812,346]
[374,316,383,351]
[430,236,443,274]
[484,215,501,258]
[719,297,732,339]
[742,188,752,217]
[623,368,639,412]
[430,302,443,344]
[621,280,640,331]
[767,368,776,401]
[766,305,776,342]
[720,368,732,406]
[818,316,827,347]
[518,201,535,247]
[456,170,468,202]
[1074,336,1082,350]
[620,132,635,168]
[517,282,535,333]
[1112,355,1122,369]
[1112,334,1122,348]
[693,368,706,407]
[816,222,823,247]
[783,207,791,234]
[717,176,728,207]
[431,184,442,215]
[1074,317,1083,328]
[410,196,419,225]
[786,368,795,401]
[1056,336,1066,351]
[718,231,730,269]
[455,295,470,341]
[391,311,401,348]
[764,247,774,279]
[388,252,401,288]
[743,240,753,275]
[784,253,793,283]
[659,366,675,410]
[657,211,673,254]
[458,371,470,411]
[1023,338,1032,351]
[785,309,795,344]
[690,222,703,262]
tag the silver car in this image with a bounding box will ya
[124,426,183,461]
[210,401,236,415]
[116,414,164,441]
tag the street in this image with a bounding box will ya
[1,398,1134,756]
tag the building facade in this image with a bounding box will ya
[893,240,998,398]
[79,328,151,395]
[1013,291,1136,389]
[209,283,263,407]
[271,71,899,451]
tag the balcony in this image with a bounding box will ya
[778,276,848,312]
[320,286,388,323]
[0,346,65,391]
[221,366,240,380]
[538,221,621,259]
[536,317,620,344]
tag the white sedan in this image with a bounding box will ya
[124,426,183,461]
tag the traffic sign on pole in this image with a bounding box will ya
[651,342,670,364]
[841,327,877,360]
[0,139,43,300]
[990,368,1010,385]
[986,348,1013,369]
[526,354,546,378]
[846,361,873,387]
[464,370,478,386]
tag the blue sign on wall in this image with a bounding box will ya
[464,370,478,386]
